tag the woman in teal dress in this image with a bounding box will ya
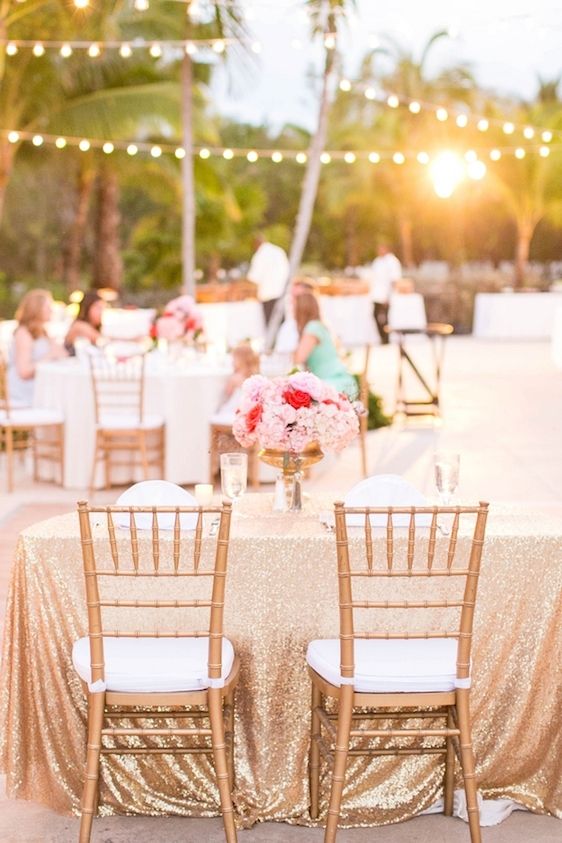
[293,292,357,398]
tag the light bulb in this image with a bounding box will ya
[339,79,351,92]
[7,131,20,143]
[503,122,515,134]
[6,43,18,56]
[541,130,553,143]
[490,149,502,161]
[393,152,405,164]
[149,43,162,58]
[296,152,307,164]
[127,144,138,156]
[523,127,534,140]
[199,148,210,159]
[119,44,132,58]
[514,148,525,159]
[32,43,45,57]
[150,146,162,158]
[223,148,234,159]
[102,142,114,154]
[88,44,101,58]
[417,151,429,165]
[409,101,421,114]
[271,151,283,163]
[387,94,399,108]
[368,152,380,164]
[60,44,73,57]
[364,87,376,101]
[539,146,550,157]
[55,137,67,149]
[436,107,448,122]
[343,152,356,164]
[212,40,225,54]
[320,152,331,164]
[246,150,258,162]
[477,118,489,131]
[175,148,186,159]
[32,134,44,146]
[456,114,468,128]
[79,139,91,151]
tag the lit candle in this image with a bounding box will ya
[194,484,213,506]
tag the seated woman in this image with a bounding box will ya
[8,289,67,406]
[64,290,106,354]
[294,292,357,399]
[212,344,260,423]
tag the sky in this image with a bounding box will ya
[211,0,562,131]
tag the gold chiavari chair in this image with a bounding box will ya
[89,353,165,492]
[307,501,489,843]
[0,353,64,491]
[73,501,239,843]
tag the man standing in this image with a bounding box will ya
[247,234,290,327]
[370,243,402,344]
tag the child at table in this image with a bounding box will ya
[211,344,260,424]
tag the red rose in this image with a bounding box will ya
[283,388,312,409]
[322,399,338,406]
[246,404,262,432]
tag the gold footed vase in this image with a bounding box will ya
[258,442,324,511]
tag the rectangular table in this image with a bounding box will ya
[472,292,562,339]
[0,496,560,827]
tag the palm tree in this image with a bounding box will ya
[265,0,355,348]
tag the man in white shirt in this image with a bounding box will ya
[247,234,290,327]
[370,243,402,344]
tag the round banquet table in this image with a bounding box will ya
[0,495,560,828]
[34,355,230,489]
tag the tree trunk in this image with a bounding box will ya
[0,138,15,227]
[63,165,95,293]
[181,53,196,296]
[93,162,123,291]
[514,221,533,289]
[398,216,415,269]
[265,39,337,349]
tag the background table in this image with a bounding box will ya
[35,356,230,488]
[472,292,562,339]
[0,496,560,828]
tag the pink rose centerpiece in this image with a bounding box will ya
[155,295,204,343]
[233,371,359,456]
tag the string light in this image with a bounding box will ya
[467,159,486,180]
[212,40,225,53]
[339,79,352,92]
[149,43,162,58]
[32,43,45,57]
[477,118,489,131]
[542,130,553,143]
[523,127,535,139]
[120,44,132,58]
[6,43,18,56]
[436,107,448,122]
[503,122,515,134]
[456,114,468,128]
[387,95,399,108]
[364,87,377,101]
[2,130,558,166]
[134,0,149,10]
[87,44,100,58]
[324,34,336,50]
[409,101,421,114]
[60,44,72,57]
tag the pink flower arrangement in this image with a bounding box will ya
[155,295,204,341]
[232,372,360,453]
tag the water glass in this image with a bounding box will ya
[220,453,248,504]
[434,451,460,505]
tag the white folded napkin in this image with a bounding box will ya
[116,480,199,531]
[342,474,431,527]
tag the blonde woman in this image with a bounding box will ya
[8,289,67,406]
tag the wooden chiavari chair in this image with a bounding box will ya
[89,353,165,492]
[73,501,239,843]
[307,501,489,842]
[0,353,64,491]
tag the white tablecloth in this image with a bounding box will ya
[472,292,562,338]
[34,356,230,489]
[198,301,265,348]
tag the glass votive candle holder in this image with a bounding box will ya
[194,484,213,506]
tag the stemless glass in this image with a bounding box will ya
[434,451,460,505]
[220,453,248,504]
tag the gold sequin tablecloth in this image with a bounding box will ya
[0,495,561,826]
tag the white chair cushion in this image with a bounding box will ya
[72,636,235,693]
[0,407,64,426]
[97,412,164,431]
[306,638,460,693]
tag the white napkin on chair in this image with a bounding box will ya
[116,480,199,531]
[343,474,431,527]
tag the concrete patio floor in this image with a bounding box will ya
[0,337,560,841]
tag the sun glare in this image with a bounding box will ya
[429,151,465,198]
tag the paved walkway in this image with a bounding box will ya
[0,338,560,841]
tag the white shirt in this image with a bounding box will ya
[369,253,402,304]
[247,242,290,302]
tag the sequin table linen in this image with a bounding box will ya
[1,497,561,826]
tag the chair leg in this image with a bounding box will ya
[104,435,111,490]
[456,691,481,843]
[79,690,105,843]
[208,687,237,843]
[5,426,14,492]
[139,431,149,480]
[309,680,322,819]
[159,427,165,479]
[223,687,235,794]
[359,420,367,478]
[443,707,455,816]
[89,432,98,495]
[325,684,353,843]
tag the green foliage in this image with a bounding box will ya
[352,375,393,430]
